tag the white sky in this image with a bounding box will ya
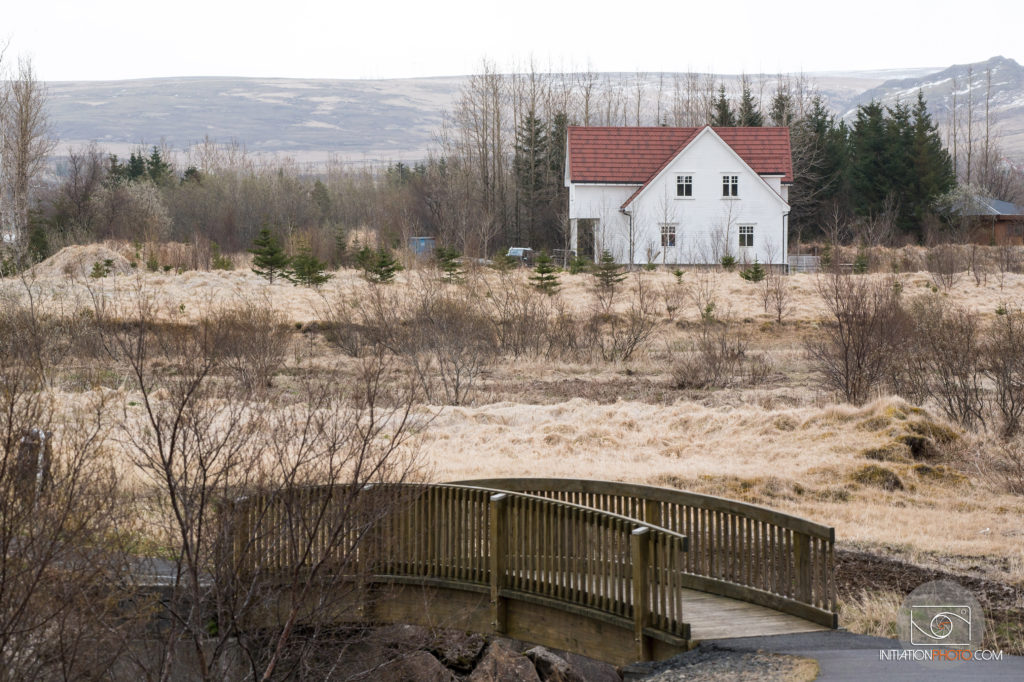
[5,0,1023,81]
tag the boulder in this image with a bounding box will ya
[561,651,622,682]
[524,646,582,682]
[468,640,541,682]
[377,650,455,682]
[430,630,487,672]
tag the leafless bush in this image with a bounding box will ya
[902,296,987,431]
[404,282,497,405]
[589,273,660,362]
[219,296,292,392]
[805,273,907,404]
[761,268,793,323]
[0,297,137,679]
[660,281,686,322]
[91,285,425,680]
[966,244,990,287]
[991,438,1024,494]
[983,308,1024,437]
[927,245,964,290]
[482,271,548,358]
[672,320,770,389]
[687,267,719,322]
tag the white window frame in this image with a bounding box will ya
[661,223,677,248]
[675,174,693,198]
[722,174,739,198]
[738,224,754,248]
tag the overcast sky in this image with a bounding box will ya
[5,0,1023,81]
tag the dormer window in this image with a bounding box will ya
[676,175,693,197]
[722,175,739,197]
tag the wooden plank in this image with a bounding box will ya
[631,526,652,661]
[489,493,508,633]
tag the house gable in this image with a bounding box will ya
[620,126,790,211]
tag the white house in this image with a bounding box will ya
[565,126,792,266]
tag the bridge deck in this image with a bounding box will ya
[679,587,829,641]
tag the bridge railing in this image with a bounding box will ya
[455,478,837,628]
[228,483,691,656]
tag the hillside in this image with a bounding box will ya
[847,56,1024,159]
[44,59,1024,165]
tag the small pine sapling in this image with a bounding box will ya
[740,259,766,282]
[592,250,625,290]
[491,252,518,272]
[289,243,333,287]
[358,247,403,284]
[435,246,465,283]
[529,251,561,295]
[720,254,737,271]
[250,229,290,283]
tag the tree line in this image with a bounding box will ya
[3,58,1024,272]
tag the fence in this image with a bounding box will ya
[456,478,836,628]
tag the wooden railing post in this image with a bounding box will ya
[489,493,508,633]
[793,531,811,603]
[631,526,651,661]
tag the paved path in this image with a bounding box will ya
[698,630,1024,681]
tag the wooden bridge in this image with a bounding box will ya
[229,479,836,666]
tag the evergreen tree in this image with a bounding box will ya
[311,179,332,224]
[737,83,764,127]
[514,110,549,246]
[848,100,890,218]
[768,87,795,127]
[250,229,290,283]
[592,250,625,291]
[910,90,956,222]
[739,259,766,282]
[711,85,736,127]
[529,251,560,295]
[356,246,403,284]
[289,243,332,287]
[435,246,464,283]
[147,147,173,185]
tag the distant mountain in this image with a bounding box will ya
[845,56,1024,158]
[44,59,1024,166]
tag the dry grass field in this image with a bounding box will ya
[6,242,1024,652]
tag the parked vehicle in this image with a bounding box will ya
[506,247,534,266]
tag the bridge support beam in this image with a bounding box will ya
[631,526,652,661]
[489,493,508,633]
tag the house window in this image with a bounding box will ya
[661,223,676,247]
[739,225,754,248]
[676,175,693,197]
[722,175,739,197]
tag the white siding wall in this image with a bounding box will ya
[569,184,637,263]
[569,130,789,265]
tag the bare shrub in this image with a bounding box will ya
[91,285,425,680]
[482,271,548,358]
[671,320,767,389]
[991,438,1024,494]
[0,298,137,679]
[219,296,292,391]
[586,273,660,362]
[805,273,906,405]
[903,296,987,432]
[983,308,1024,437]
[761,268,793,323]
[404,283,497,405]
[687,267,719,322]
[926,245,964,290]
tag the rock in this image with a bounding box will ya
[372,623,434,652]
[377,650,455,682]
[468,640,542,682]
[561,652,622,682]
[524,646,583,682]
[430,630,487,672]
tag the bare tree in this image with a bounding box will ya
[0,56,57,243]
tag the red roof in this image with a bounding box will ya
[567,126,793,206]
